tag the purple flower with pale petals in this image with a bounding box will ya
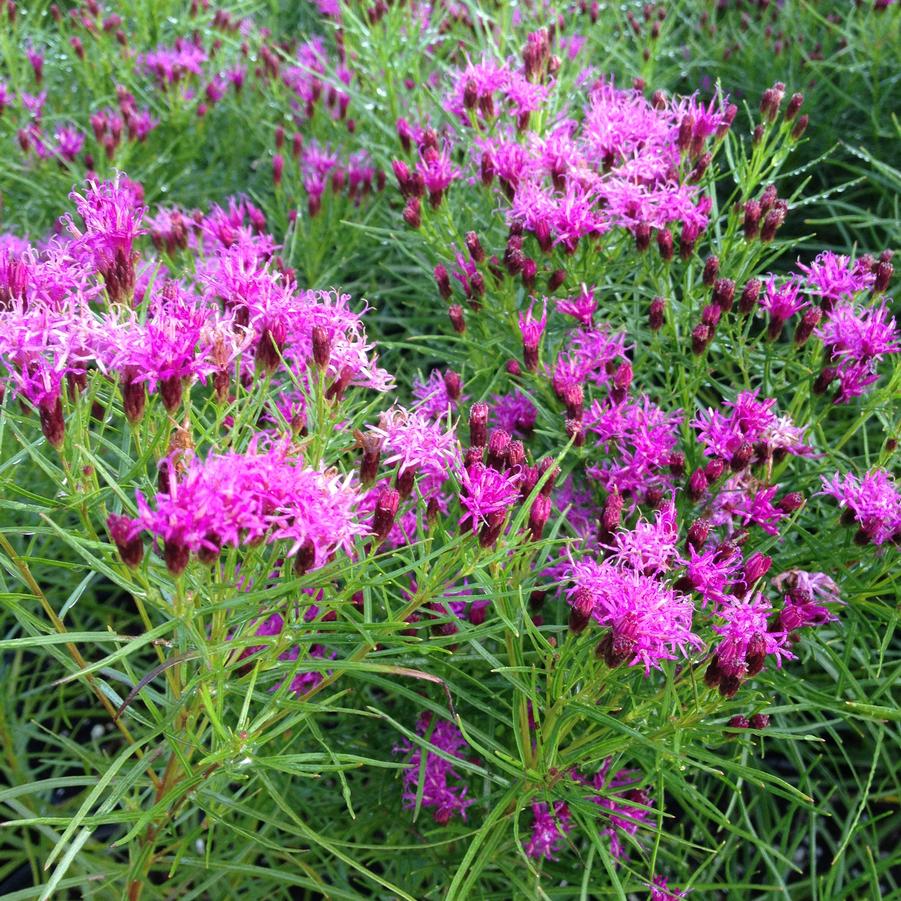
[369,407,460,481]
[821,469,901,546]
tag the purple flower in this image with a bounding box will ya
[491,390,537,434]
[458,462,520,535]
[761,276,808,331]
[135,442,365,572]
[821,469,901,546]
[797,251,875,302]
[412,369,467,420]
[398,715,475,825]
[524,801,572,860]
[580,761,654,862]
[566,557,700,673]
[369,407,460,483]
[711,594,794,681]
[518,299,547,371]
[556,284,597,325]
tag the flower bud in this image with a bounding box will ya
[688,467,708,501]
[465,230,485,263]
[794,307,821,346]
[743,200,761,240]
[371,487,400,543]
[687,517,710,550]
[668,452,686,477]
[790,114,808,140]
[548,268,566,291]
[311,326,331,368]
[634,220,651,252]
[486,429,511,469]
[529,494,552,540]
[704,457,725,482]
[760,208,785,243]
[745,632,767,676]
[778,491,805,513]
[691,322,710,355]
[107,514,143,568]
[738,279,762,314]
[743,552,772,586]
[749,713,770,730]
[440,305,463,337]
[728,715,750,730]
[469,403,489,447]
[402,197,421,229]
[712,278,735,311]
[434,264,451,300]
[874,256,893,293]
[649,296,666,330]
[785,92,803,121]
[657,228,674,262]
[359,433,382,485]
[730,442,754,472]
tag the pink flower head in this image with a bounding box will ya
[581,761,654,862]
[458,461,520,532]
[54,125,84,162]
[797,251,875,302]
[524,801,572,860]
[518,299,547,370]
[821,469,901,546]
[556,284,597,326]
[491,390,537,434]
[566,557,700,673]
[370,407,460,483]
[417,143,459,207]
[412,369,467,420]
[762,275,808,325]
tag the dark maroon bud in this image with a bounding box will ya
[794,307,821,345]
[293,539,316,576]
[730,442,754,472]
[506,440,525,470]
[529,589,546,611]
[874,257,893,293]
[463,78,478,110]
[728,715,750,730]
[745,632,767,676]
[395,465,416,500]
[272,154,284,186]
[704,656,722,689]
[719,675,742,699]
[605,613,640,667]
[691,322,710,355]
[612,361,633,400]
[478,509,507,548]
[325,366,353,401]
[448,305,465,333]
[778,491,805,513]
[743,200,762,241]
[469,403,489,447]
[359,433,382,485]
[529,494,552,540]
[790,114,808,140]
[712,278,735,311]
[717,103,737,139]
[743,552,772,586]
[464,446,483,471]
[402,197,421,228]
[562,383,584,419]
[107,514,143,568]
[749,713,770,730]
[443,370,462,400]
[759,184,778,213]
[668,452,686,477]
[704,457,725,482]
[480,151,495,186]
[649,296,666,330]
[569,608,591,634]
[657,228,674,262]
[760,208,785,243]
[521,258,537,290]
[537,458,558,496]
[311,326,331,368]
[434,264,451,300]
[164,541,190,576]
[738,279,762,314]
[645,486,664,508]
[601,489,623,535]
[487,429,511,469]
[701,303,722,328]
[565,417,585,447]
[36,395,65,449]
[519,465,539,500]
[689,152,712,184]
[687,518,711,550]
[425,496,440,527]
[677,114,694,152]
[688,468,708,501]
[785,92,803,121]
[548,268,566,291]
[465,231,485,263]
[506,358,521,376]
[634,220,651,252]
[813,366,837,395]
[372,487,400,543]
[407,170,425,198]
[752,124,765,146]
[679,222,699,260]
[759,81,785,121]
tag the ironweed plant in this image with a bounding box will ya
[0,1,898,899]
